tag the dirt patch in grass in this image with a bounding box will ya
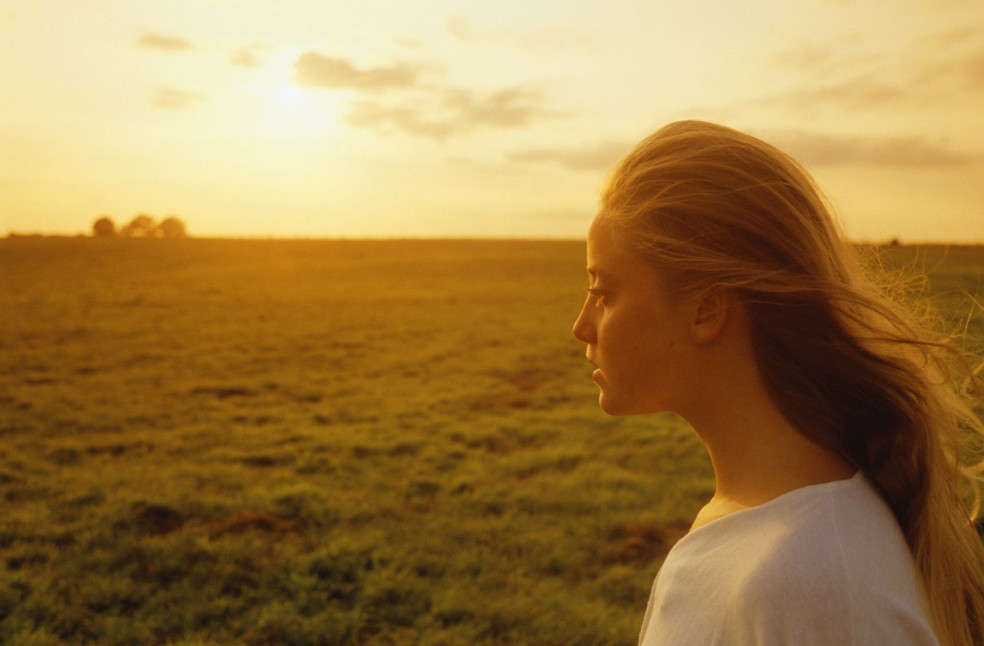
[116,503,186,536]
[206,511,297,539]
[190,386,258,399]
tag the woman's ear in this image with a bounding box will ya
[691,289,732,344]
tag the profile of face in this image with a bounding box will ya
[572,218,702,417]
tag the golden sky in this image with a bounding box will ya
[1,0,982,241]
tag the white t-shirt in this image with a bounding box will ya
[638,472,939,645]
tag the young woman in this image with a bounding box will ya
[572,121,984,645]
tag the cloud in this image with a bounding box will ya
[775,43,837,72]
[919,44,984,91]
[762,74,909,111]
[509,140,631,171]
[154,87,207,109]
[517,28,595,53]
[445,15,485,42]
[961,47,984,89]
[230,44,264,68]
[393,36,423,50]
[771,40,874,82]
[138,33,193,52]
[510,131,982,174]
[291,48,555,139]
[343,87,552,139]
[445,15,593,53]
[442,87,547,127]
[767,28,984,113]
[917,25,982,49]
[293,52,420,92]
[344,102,456,139]
[765,131,982,167]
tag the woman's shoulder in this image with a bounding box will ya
[675,472,866,549]
[669,472,921,600]
[731,473,935,640]
[731,472,914,575]
[648,474,938,645]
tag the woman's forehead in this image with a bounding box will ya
[587,224,655,282]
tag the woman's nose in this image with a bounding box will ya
[572,304,596,344]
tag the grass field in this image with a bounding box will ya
[1,237,983,645]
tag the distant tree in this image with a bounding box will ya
[120,214,158,238]
[157,216,188,239]
[92,216,117,237]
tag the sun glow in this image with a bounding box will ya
[246,79,341,141]
[278,85,302,106]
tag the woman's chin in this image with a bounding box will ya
[598,392,632,417]
[598,390,667,417]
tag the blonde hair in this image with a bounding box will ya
[600,120,984,646]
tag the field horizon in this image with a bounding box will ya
[7,231,984,247]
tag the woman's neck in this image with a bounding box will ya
[682,350,855,528]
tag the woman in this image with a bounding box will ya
[572,121,984,645]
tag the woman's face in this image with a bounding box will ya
[572,219,700,416]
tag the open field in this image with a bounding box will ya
[1,237,983,645]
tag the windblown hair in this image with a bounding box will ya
[600,120,984,646]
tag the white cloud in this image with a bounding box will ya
[345,87,552,139]
[293,52,420,92]
[154,87,207,109]
[509,140,631,171]
[137,33,193,52]
[766,130,982,167]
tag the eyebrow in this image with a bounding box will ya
[586,267,613,280]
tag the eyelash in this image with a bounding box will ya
[585,287,606,301]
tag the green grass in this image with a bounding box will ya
[1,237,982,645]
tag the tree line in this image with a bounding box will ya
[92,214,189,238]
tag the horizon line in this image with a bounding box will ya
[5,231,984,246]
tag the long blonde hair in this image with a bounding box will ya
[600,120,984,646]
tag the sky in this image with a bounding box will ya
[1,0,982,241]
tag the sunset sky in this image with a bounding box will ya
[2,0,982,241]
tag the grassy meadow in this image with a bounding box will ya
[1,237,982,645]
